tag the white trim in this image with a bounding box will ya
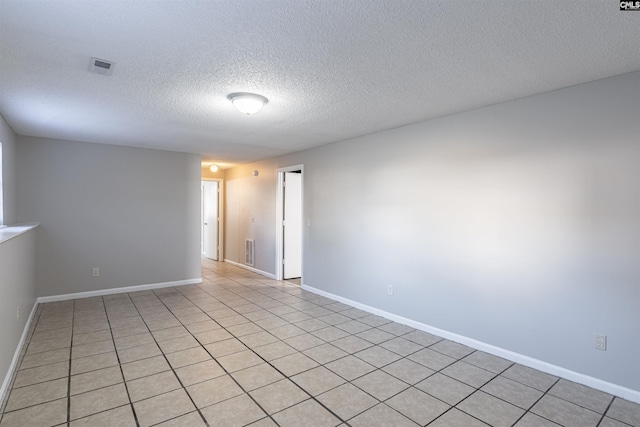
[275,164,304,281]
[201,178,224,262]
[275,173,284,280]
[0,223,39,245]
[37,278,202,303]
[301,284,640,404]
[0,300,38,407]
[224,258,276,279]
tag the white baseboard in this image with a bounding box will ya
[223,259,276,279]
[302,284,640,404]
[37,278,203,303]
[0,300,39,408]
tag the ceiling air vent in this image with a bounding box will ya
[89,57,114,76]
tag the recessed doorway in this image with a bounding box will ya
[276,165,303,281]
[202,180,223,261]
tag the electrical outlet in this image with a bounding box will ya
[595,334,607,351]
[16,306,20,321]
[387,284,394,296]
[92,267,100,277]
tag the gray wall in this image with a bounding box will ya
[1,114,18,225]
[0,115,37,404]
[0,228,37,402]
[225,163,279,272]
[224,71,640,391]
[16,136,202,296]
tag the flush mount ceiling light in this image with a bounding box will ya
[227,92,268,115]
[209,165,219,173]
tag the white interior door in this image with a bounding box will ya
[202,181,218,260]
[283,172,302,279]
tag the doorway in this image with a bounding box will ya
[276,165,303,281]
[201,180,222,260]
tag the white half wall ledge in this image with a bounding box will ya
[223,259,276,280]
[301,284,640,404]
[37,278,203,303]
[0,223,39,245]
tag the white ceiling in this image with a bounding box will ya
[1,1,639,168]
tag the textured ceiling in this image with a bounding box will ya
[1,1,639,168]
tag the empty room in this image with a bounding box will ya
[0,1,639,426]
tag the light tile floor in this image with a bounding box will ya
[1,260,639,426]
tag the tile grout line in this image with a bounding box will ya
[7,263,634,427]
[221,278,392,426]
[178,276,348,426]
[101,295,142,427]
[425,352,516,427]
[595,395,616,427]
[519,376,561,427]
[36,294,432,426]
[390,332,619,426]
[199,268,493,424]
[323,331,456,424]
[6,268,324,424]
[180,264,639,425]
[132,289,212,427]
[98,294,185,423]
[0,303,44,420]
[323,336,477,425]
[172,280,312,426]
[189,276,444,425]
[195,278,545,426]
[66,299,75,426]
[0,304,72,423]
[190,277,465,424]
[59,304,121,423]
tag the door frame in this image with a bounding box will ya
[201,178,224,261]
[275,164,304,281]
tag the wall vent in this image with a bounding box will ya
[245,239,255,267]
[89,57,115,76]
